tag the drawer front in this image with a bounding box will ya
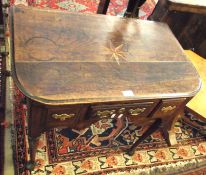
[131,118,156,127]
[46,106,81,128]
[127,102,157,123]
[152,98,186,118]
[88,101,158,121]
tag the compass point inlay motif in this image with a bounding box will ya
[104,42,128,64]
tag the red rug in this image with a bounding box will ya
[13,87,206,175]
[11,0,156,19]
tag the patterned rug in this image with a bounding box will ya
[11,0,156,19]
[13,87,206,175]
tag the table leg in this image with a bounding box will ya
[97,0,110,14]
[26,136,40,170]
[162,128,177,146]
[124,0,136,17]
[26,102,45,170]
[124,0,146,18]
[126,118,162,156]
[162,113,182,146]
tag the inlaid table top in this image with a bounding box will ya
[10,6,201,105]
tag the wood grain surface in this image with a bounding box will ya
[10,6,201,104]
[169,0,206,14]
[170,0,206,7]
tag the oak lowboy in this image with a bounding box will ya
[9,6,201,168]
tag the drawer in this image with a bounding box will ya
[131,118,156,127]
[152,98,186,118]
[87,101,158,121]
[127,102,158,123]
[46,106,81,128]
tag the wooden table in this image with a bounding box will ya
[149,0,206,58]
[10,6,201,169]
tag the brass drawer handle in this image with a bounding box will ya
[119,108,126,113]
[129,108,146,116]
[161,106,176,113]
[52,113,75,121]
[97,110,115,118]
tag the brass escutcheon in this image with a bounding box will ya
[52,113,75,121]
[161,106,176,113]
[129,108,146,116]
[97,110,115,118]
[119,108,126,113]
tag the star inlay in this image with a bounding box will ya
[104,42,128,65]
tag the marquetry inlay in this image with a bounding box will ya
[104,41,128,64]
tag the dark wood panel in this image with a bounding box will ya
[149,0,206,58]
[168,0,206,14]
[0,2,8,175]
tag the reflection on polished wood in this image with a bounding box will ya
[10,6,201,168]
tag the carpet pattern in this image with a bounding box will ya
[13,87,206,175]
[11,0,156,19]
[47,117,205,163]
